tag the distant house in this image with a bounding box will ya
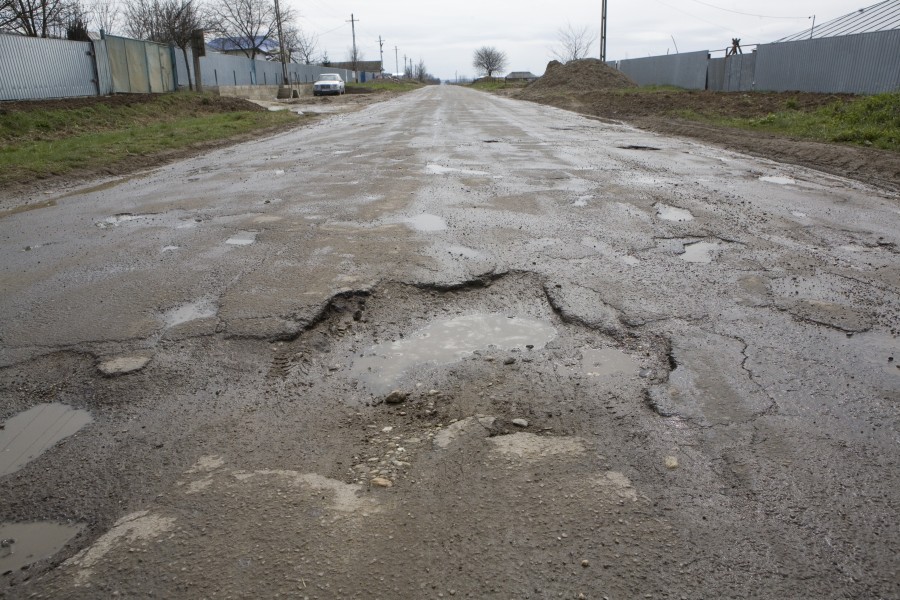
[505,71,537,82]
[207,36,280,59]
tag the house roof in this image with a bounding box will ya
[774,0,900,42]
[208,36,279,53]
[506,71,537,79]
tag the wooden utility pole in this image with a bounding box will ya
[600,0,608,62]
[348,14,359,82]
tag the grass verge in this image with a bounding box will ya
[675,92,899,151]
[345,81,422,93]
[0,93,304,186]
[469,80,529,91]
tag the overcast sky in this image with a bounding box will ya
[287,0,863,80]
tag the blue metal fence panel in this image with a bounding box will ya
[93,39,114,95]
[0,33,98,100]
[755,30,900,93]
[618,50,709,90]
[172,49,357,89]
[707,57,725,91]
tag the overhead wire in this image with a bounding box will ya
[684,0,808,20]
[648,0,732,34]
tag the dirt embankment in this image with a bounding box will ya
[515,60,900,192]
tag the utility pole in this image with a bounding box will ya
[394,46,399,75]
[809,14,816,39]
[378,36,385,75]
[347,13,359,82]
[403,54,407,77]
[274,0,288,86]
[600,0,607,62]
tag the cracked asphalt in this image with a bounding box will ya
[1,85,898,598]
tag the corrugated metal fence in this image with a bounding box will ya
[612,29,899,94]
[1,32,378,101]
[617,51,709,90]
[0,35,99,101]
[171,49,361,89]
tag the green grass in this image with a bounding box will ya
[0,93,301,184]
[469,80,529,91]
[680,92,900,151]
[611,85,688,95]
[345,81,422,93]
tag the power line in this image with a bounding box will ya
[649,0,732,33]
[685,0,808,19]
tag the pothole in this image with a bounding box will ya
[1,403,93,476]
[580,347,640,377]
[225,231,257,246]
[760,175,796,185]
[405,214,447,232]
[161,298,217,329]
[655,203,694,222]
[351,313,557,394]
[0,522,84,573]
[680,241,720,263]
[425,164,489,176]
[95,213,147,229]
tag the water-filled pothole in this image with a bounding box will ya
[760,175,796,185]
[162,299,217,328]
[582,348,640,377]
[406,214,447,232]
[225,231,257,245]
[95,213,147,229]
[351,314,557,393]
[0,522,84,573]
[1,403,93,476]
[680,241,720,264]
[656,204,694,222]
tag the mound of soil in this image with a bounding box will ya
[520,59,636,99]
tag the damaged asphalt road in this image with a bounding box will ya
[1,85,898,598]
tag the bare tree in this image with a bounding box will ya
[413,58,427,82]
[207,0,286,60]
[88,0,119,34]
[472,46,507,79]
[1,0,72,37]
[551,22,597,62]
[123,0,205,89]
[282,24,316,64]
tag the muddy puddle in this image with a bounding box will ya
[425,164,489,176]
[760,175,796,185]
[95,213,146,228]
[225,231,257,245]
[581,348,640,377]
[0,521,83,573]
[680,241,720,263]
[405,214,447,232]
[352,314,557,393]
[1,403,93,476]
[656,204,694,222]
[162,299,217,328]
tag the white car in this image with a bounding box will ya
[313,74,345,96]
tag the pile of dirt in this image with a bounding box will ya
[519,58,636,100]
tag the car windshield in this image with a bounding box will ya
[320,75,341,81]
